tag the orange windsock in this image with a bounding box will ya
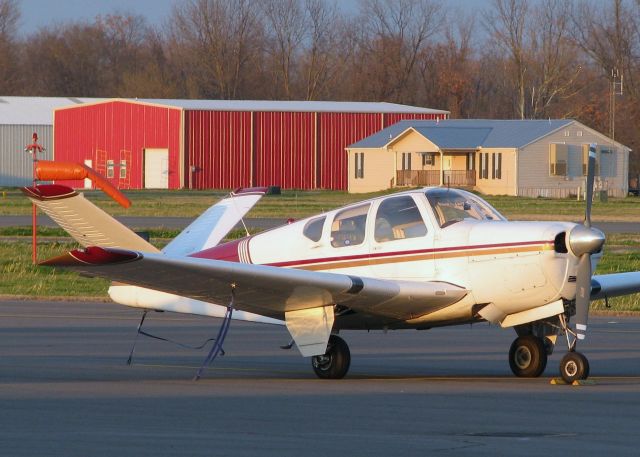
[36,161,131,208]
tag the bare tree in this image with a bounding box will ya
[169,0,264,99]
[301,0,350,100]
[0,0,20,93]
[354,0,445,103]
[483,0,528,118]
[419,13,475,117]
[571,0,640,99]
[527,0,583,118]
[95,14,149,95]
[261,0,307,99]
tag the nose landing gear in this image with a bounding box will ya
[557,313,590,383]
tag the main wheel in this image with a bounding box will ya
[508,335,548,377]
[559,352,590,383]
[311,334,351,379]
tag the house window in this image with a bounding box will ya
[564,130,570,137]
[577,131,583,137]
[466,153,474,170]
[120,160,127,178]
[491,153,495,179]
[480,153,489,179]
[493,153,502,179]
[354,152,364,179]
[421,153,434,166]
[402,153,412,170]
[106,160,114,178]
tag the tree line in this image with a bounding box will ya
[1,0,639,175]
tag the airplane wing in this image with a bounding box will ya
[592,272,640,299]
[162,187,270,256]
[22,185,159,253]
[41,246,468,322]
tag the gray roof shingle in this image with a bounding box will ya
[349,119,574,149]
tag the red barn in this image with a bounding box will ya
[53,99,448,190]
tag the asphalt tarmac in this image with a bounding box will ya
[1,299,640,456]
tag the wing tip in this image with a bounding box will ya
[40,246,141,267]
[21,184,77,201]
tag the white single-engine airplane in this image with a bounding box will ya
[23,145,640,382]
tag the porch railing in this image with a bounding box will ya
[396,170,476,187]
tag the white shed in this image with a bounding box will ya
[0,96,99,187]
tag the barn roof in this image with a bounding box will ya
[0,96,102,125]
[349,119,575,149]
[131,99,449,114]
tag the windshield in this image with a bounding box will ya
[425,188,505,228]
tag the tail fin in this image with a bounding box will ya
[21,184,159,253]
[162,187,270,256]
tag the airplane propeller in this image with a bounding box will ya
[567,144,605,341]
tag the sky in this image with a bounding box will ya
[17,0,489,36]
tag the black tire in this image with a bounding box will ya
[311,334,351,379]
[559,352,590,383]
[508,335,548,377]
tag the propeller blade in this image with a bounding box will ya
[584,143,596,229]
[575,253,592,340]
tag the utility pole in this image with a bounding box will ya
[610,67,623,142]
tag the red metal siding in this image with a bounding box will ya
[185,111,252,189]
[317,113,382,190]
[383,112,446,126]
[253,112,315,189]
[54,101,181,189]
[316,112,448,190]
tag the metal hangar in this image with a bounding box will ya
[53,99,449,190]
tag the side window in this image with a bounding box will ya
[375,196,427,242]
[303,217,325,242]
[330,204,370,248]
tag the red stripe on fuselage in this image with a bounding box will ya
[192,238,554,268]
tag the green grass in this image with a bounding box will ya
[592,234,640,311]
[3,187,638,220]
[0,241,109,297]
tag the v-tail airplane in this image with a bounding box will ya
[23,145,640,382]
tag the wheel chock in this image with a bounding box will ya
[550,378,596,386]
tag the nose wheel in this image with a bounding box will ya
[556,312,590,383]
[311,334,350,379]
[559,351,590,383]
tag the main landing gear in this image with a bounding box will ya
[507,311,590,383]
[311,334,351,379]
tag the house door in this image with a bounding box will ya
[84,159,92,188]
[144,148,169,189]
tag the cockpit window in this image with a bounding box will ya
[331,203,370,248]
[375,196,427,242]
[303,216,325,242]
[425,189,504,228]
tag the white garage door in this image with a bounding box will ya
[144,148,169,189]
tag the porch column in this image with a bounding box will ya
[439,149,444,186]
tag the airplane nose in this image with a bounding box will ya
[567,225,605,257]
